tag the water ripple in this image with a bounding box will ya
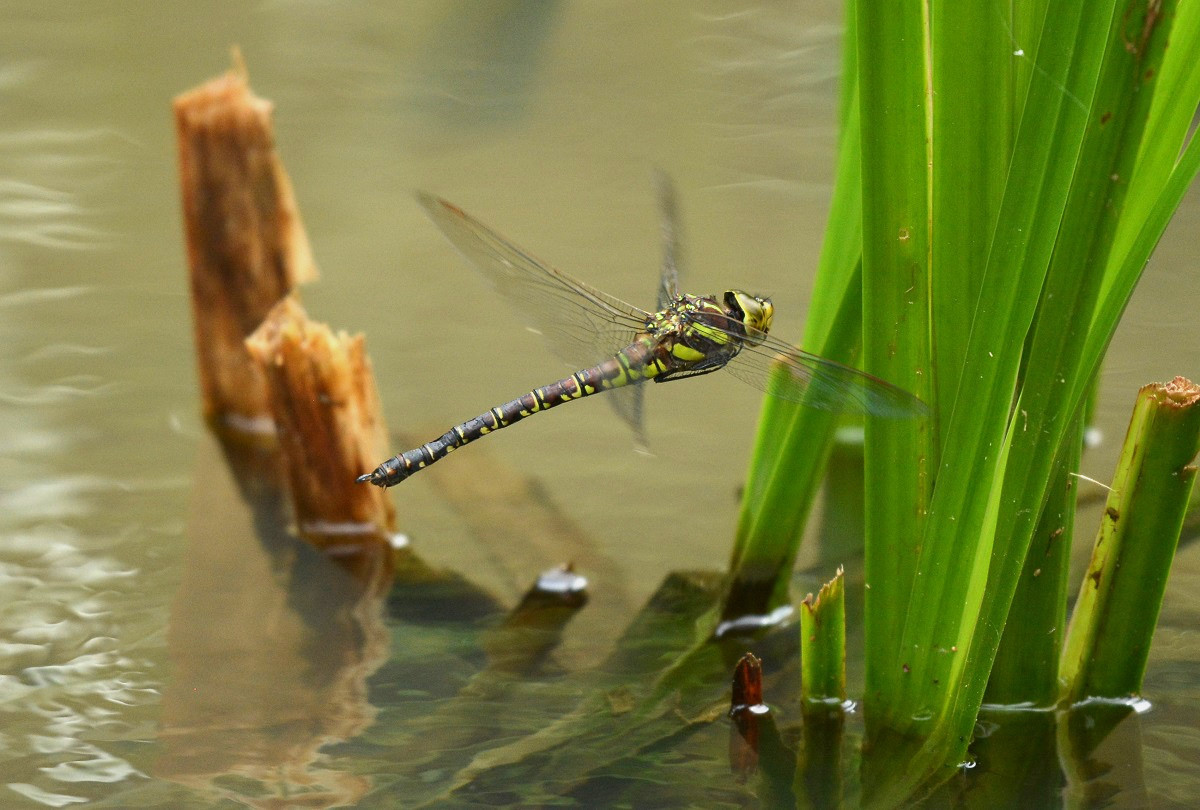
[38,741,144,783]
[0,286,91,308]
[0,521,159,802]
[0,381,117,406]
[7,782,89,806]
[0,124,132,254]
[0,181,108,251]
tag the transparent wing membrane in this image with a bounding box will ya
[418,193,648,369]
[726,334,927,418]
[654,170,682,311]
[416,191,926,427]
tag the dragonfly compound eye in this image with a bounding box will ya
[725,290,774,339]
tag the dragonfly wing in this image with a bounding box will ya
[612,171,689,450]
[605,385,649,451]
[723,332,928,419]
[418,192,650,368]
[655,170,683,311]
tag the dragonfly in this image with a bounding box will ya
[357,182,924,488]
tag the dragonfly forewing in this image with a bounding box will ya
[654,169,683,311]
[619,170,690,450]
[417,193,649,370]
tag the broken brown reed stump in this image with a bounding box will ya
[246,296,396,544]
[175,63,316,431]
[728,652,765,782]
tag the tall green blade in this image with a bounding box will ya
[929,0,1012,427]
[1105,3,1200,292]
[954,0,1178,729]
[890,0,1117,739]
[857,0,933,712]
[984,414,1079,706]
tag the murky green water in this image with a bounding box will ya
[1,1,1198,807]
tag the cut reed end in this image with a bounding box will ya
[175,60,317,428]
[246,297,396,541]
[1147,375,1200,407]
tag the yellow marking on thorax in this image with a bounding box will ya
[692,322,734,345]
[670,343,706,363]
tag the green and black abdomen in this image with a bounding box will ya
[358,342,665,487]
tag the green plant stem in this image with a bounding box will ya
[983,413,1080,706]
[800,567,846,708]
[1060,378,1200,702]
[960,0,1176,718]
[857,0,933,716]
[929,0,1011,428]
[891,0,1117,743]
[796,709,845,810]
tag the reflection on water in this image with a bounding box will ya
[157,437,389,808]
[0,101,160,805]
[407,1,563,133]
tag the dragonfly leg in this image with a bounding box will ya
[654,364,725,385]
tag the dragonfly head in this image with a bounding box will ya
[724,290,774,344]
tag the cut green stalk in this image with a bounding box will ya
[797,568,848,809]
[796,707,845,809]
[800,567,846,709]
[1060,378,1200,702]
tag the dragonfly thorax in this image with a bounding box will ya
[646,290,774,341]
[638,290,775,378]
